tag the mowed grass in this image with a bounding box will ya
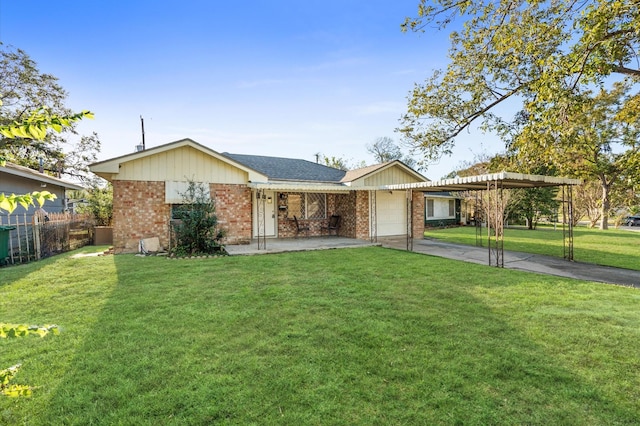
[1,246,640,424]
[425,225,640,270]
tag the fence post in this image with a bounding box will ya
[33,214,41,260]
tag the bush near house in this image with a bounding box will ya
[171,181,225,256]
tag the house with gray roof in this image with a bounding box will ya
[90,138,428,253]
[1,162,84,222]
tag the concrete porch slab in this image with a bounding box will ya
[224,237,379,256]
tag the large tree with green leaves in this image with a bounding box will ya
[399,0,639,157]
[512,82,640,229]
[0,43,99,181]
[399,0,639,229]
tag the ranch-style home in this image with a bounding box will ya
[89,138,429,253]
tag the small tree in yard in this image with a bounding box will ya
[506,187,559,230]
[77,182,113,226]
[172,181,225,256]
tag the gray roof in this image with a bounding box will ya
[1,162,84,190]
[223,153,347,183]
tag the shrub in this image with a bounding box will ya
[171,181,225,256]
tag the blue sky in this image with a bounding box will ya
[0,1,502,180]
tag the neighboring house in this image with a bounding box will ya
[67,198,89,214]
[424,192,463,227]
[89,138,429,253]
[0,162,84,222]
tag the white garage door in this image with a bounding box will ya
[375,191,407,236]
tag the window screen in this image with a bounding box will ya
[306,193,326,219]
[286,193,326,219]
[287,194,302,219]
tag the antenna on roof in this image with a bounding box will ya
[140,115,146,150]
[135,115,146,152]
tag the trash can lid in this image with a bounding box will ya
[0,225,16,231]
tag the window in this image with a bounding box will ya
[171,204,184,220]
[426,199,434,218]
[449,200,455,217]
[306,193,326,219]
[286,193,326,219]
[287,194,302,219]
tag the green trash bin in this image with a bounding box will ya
[0,225,16,265]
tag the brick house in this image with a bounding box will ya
[89,138,427,253]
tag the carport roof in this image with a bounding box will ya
[384,172,581,191]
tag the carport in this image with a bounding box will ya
[385,172,582,267]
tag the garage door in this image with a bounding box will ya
[375,191,407,236]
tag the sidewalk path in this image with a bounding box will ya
[379,237,640,289]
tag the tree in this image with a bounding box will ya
[367,137,403,162]
[366,137,419,169]
[0,100,93,213]
[573,181,605,228]
[506,187,559,230]
[316,153,366,171]
[320,155,350,171]
[0,43,99,181]
[171,181,225,256]
[398,0,639,163]
[511,82,640,229]
[77,182,113,226]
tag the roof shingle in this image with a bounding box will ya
[223,153,347,183]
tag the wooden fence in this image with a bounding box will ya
[0,212,93,265]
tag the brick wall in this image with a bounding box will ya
[211,183,252,244]
[412,190,425,238]
[354,191,370,240]
[112,180,169,253]
[112,180,252,253]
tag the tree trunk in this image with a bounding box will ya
[526,216,534,230]
[600,181,610,230]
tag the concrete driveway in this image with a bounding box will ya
[379,236,640,289]
[225,235,639,289]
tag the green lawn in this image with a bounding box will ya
[2,246,640,424]
[425,225,640,270]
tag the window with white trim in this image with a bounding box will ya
[449,200,455,217]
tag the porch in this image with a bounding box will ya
[224,236,380,256]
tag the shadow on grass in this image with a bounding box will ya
[37,248,638,424]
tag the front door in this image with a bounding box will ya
[253,190,276,237]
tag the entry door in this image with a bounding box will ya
[253,191,277,237]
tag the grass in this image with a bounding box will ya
[1,246,639,424]
[424,225,640,270]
